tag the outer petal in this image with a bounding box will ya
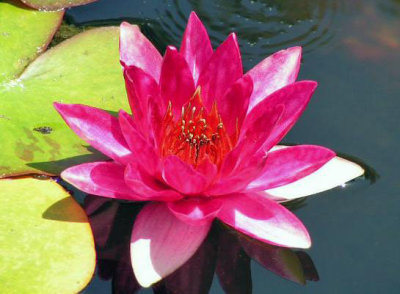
[54,103,133,164]
[123,66,162,139]
[197,33,243,110]
[247,81,318,150]
[61,161,142,201]
[162,156,212,195]
[264,155,365,201]
[167,197,223,226]
[120,22,162,81]
[246,47,302,111]
[180,11,213,83]
[217,193,311,249]
[125,164,183,202]
[160,46,196,117]
[247,145,336,191]
[217,75,253,136]
[119,110,160,175]
[130,203,212,287]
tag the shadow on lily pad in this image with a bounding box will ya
[42,196,89,222]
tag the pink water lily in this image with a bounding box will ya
[54,12,363,287]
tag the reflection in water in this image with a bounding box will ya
[66,0,343,68]
[84,196,318,294]
[342,0,400,61]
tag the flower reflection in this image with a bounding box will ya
[85,196,319,294]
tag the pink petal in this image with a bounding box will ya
[54,103,133,164]
[219,103,284,178]
[197,33,243,111]
[120,22,162,82]
[147,97,164,149]
[130,203,212,287]
[207,154,267,196]
[167,197,223,226]
[162,156,211,195]
[119,110,160,175]
[123,65,163,139]
[264,151,365,201]
[247,145,336,191]
[160,225,218,294]
[247,46,302,111]
[125,164,183,202]
[160,46,196,118]
[249,81,318,150]
[180,11,213,83]
[61,161,142,201]
[217,75,253,136]
[217,193,311,248]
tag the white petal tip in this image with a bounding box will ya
[265,155,365,201]
[131,239,163,288]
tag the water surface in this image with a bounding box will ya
[65,1,400,293]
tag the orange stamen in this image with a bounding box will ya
[160,87,235,167]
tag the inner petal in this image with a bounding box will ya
[160,88,236,167]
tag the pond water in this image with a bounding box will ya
[64,0,400,293]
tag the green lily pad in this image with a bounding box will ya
[21,0,98,10]
[0,177,96,294]
[0,1,63,83]
[0,2,129,177]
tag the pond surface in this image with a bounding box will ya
[65,0,400,293]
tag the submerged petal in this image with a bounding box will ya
[247,145,336,191]
[54,103,133,164]
[247,47,302,111]
[180,11,213,83]
[265,154,365,201]
[61,161,141,201]
[130,203,212,287]
[197,33,243,110]
[120,22,162,81]
[217,193,311,249]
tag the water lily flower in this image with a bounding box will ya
[54,12,363,287]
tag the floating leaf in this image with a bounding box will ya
[0,177,96,294]
[21,0,97,10]
[0,1,129,177]
[0,0,63,83]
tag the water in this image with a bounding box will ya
[65,0,400,293]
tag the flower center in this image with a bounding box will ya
[160,88,235,167]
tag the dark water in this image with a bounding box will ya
[65,0,400,293]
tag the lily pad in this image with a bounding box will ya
[0,177,96,294]
[21,0,98,10]
[0,0,64,83]
[0,2,128,177]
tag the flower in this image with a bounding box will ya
[54,12,363,287]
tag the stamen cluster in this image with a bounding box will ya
[160,89,234,167]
